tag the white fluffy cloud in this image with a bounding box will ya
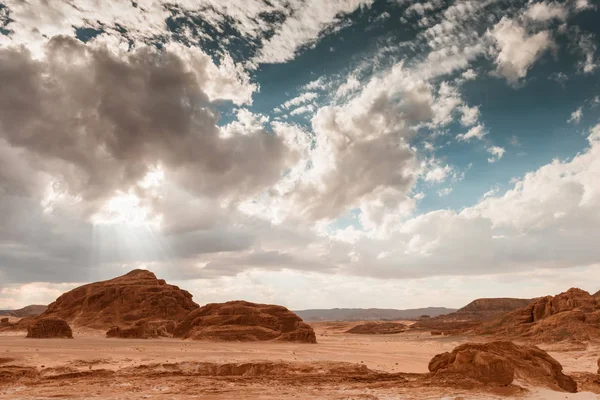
[489,17,554,84]
[577,33,598,74]
[524,2,568,22]
[487,146,506,163]
[274,64,435,224]
[456,124,487,141]
[568,106,583,124]
[424,164,453,183]
[459,104,480,126]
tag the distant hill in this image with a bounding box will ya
[0,305,47,318]
[294,307,456,322]
[412,297,534,333]
[458,298,533,314]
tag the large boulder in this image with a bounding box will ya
[38,269,198,330]
[475,288,600,342]
[174,301,316,343]
[429,341,577,393]
[26,317,73,339]
[346,322,406,334]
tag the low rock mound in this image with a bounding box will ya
[346,322,406,334]
[428,341,577,393]
[26,317,73,339]
[39,269,198,330]
[475,288,600,342]
[174,301,316,343]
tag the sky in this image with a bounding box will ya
[0,0,600,311]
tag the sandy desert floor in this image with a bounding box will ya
[1,321,599,399]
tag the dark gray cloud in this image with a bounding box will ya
[0,36,291,215]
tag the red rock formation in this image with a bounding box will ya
[174,301,316,343]
[476,288,600,342]
[0,318,8,324]
[26,317,73,339]
[597,357,600,374]
[428,341,577,392]
[346,322,406,334]
[39,269,198,330]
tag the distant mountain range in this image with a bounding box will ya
[0,305,47,318]
[293,307,456,322]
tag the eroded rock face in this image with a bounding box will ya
[39,270,199,330]
[174,301,317,343]
[476,288,600,342]
[26,317,73,339]
[346,322,406,334]
[106,320,176,339]
[428,341,577,393]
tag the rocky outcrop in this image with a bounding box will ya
[475,288,600,342]
[346,322,406,334]
[26,317,73,339]
[597,357,600,374]
[39,269,198,330]
[0,318,8,324]
[428,341,577,393]
[174,301,317,343]
[594,290,600,298]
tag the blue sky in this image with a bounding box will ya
[0,0,599,310]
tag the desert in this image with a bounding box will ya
[2,270,600,399]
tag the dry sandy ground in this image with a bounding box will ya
[0,321,598,399]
